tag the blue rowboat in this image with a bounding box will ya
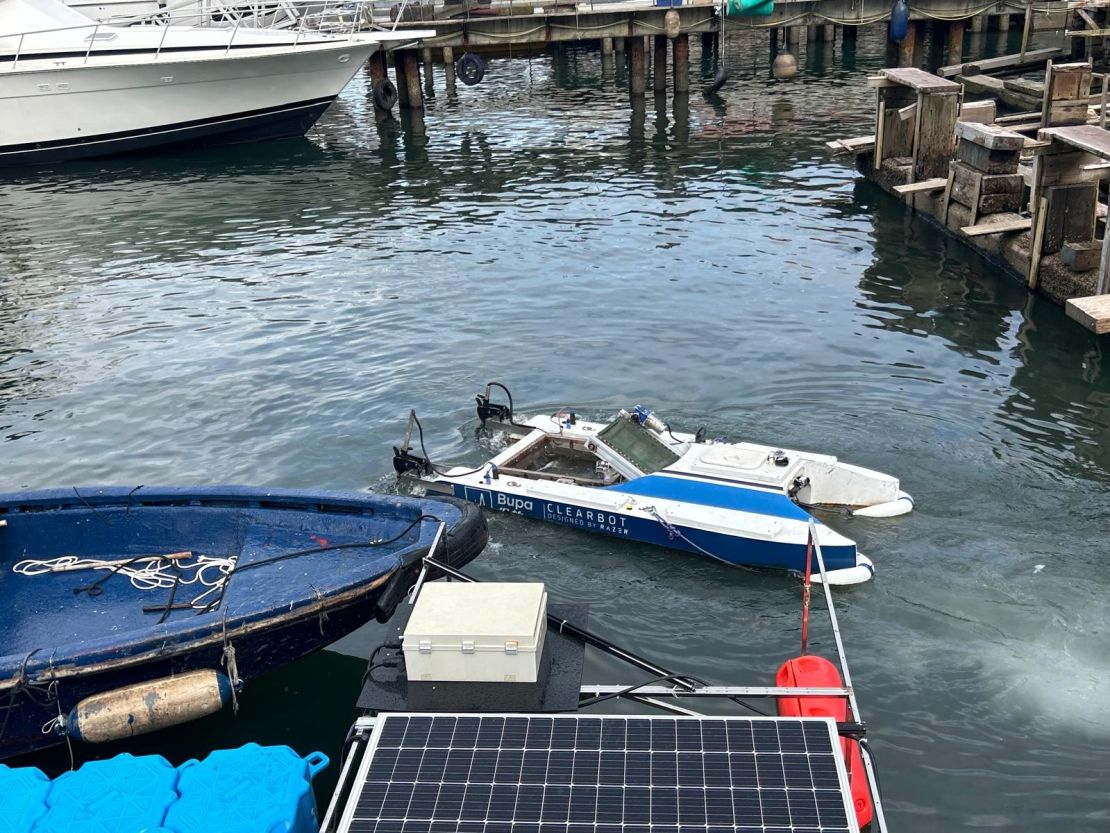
[0,486,486,759]
[395,386,913,585]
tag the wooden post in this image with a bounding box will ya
[947,20,964,65]
[970,15,985,33]
[629,35,646,96]
[787,26,802,49]
[1098,221,1110,294]
[1019,1,1033,60]
[654,35,667,92]
[822,24,835,43]
[443,46,456,95]
[898,21,917,67]
[422,47,434,92]
[615,36,625,55]
[807,25,819,41]
[394,50,410,108]
[602,37,614,57]
[1101,73,1108,129]
[1029,196,1049,290]
[369,50,390,119]
[673,33,689,93]
[402,49,423,110]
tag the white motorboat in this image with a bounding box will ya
[0,0,427,165]
[394,384,915,585]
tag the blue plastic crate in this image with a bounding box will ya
[33,753,179,833]
[654,0,683,6]
[163,744,328,833]
[0,763,52,833]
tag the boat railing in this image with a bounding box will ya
[1,0,391,67]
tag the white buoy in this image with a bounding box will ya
[65,669,234,743]
[851,491,914,518]
[772,51,798,80]
[664,9,681,39]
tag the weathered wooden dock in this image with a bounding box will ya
[829,60,1110,335]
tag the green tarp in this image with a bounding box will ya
[597,418,681,474]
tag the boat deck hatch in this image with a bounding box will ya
[499,436,622,487]
[596,418,681,473]
[332,713,860,833]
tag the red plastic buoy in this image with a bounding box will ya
[776,655,874,829]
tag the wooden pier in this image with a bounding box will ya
[830,59,1110,335]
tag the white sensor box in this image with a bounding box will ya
[403,582,548,684]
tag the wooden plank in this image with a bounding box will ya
[957,141,1022,173]
[893,177,948,193]
[958,73,1042,111]
[1049,99,1091,125]
[939,47,1061,78]
[881,67,962,92]
[961,214,1034,235]
[1029,196,1049,289]
[955,121,1026,150]
[914,91,961,181]
[959,99,997,124]
[1041,124,1110,158]
[1065,294,1110,333]
[898,103,918,121]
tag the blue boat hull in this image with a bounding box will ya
[0,487,486,759]
[448,484,856,572]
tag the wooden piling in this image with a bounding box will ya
[822,24,835,43]
[615,36,626,55]
[630,36,646,96]
[369,51,391,119]
[807,25,819,41]
[422,47,434,92]
[970,15,985,33]
[898,21,917,67]
[443,45,456,94]
[654,35,668,92]
[673,33,689,94]
[393,50,410,108]
[402,49,423,110]
[787,26,802,49]
[946,20,964,66]
[602,37,614,57]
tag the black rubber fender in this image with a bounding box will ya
[456,52,487,86]
[372,77,399,110]
[708,65,728,94]
[373,499,488,622]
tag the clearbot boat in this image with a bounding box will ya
[394,384,914,585]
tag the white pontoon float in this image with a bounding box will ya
[394,384,913,585]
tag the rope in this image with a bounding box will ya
[647,507,722,561]
[13,552,236,609]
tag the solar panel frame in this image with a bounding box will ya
[337,714,861,833]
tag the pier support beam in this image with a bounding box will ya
[393,51,410,108]
[822,24,835,43]
[654,35,668,92]
[422,47,434,93]
[369,50,390,120]
[602,37,613,57]
[946,20,964,65]
[787,26,802,50]
[402,49,423,110]
[898,21,918,66]
[615,36,625,56]
[673,32,689,94]
[443,45,456,95]
[629,35,646,96]
[807,25,818,41]
[970,15,985,33]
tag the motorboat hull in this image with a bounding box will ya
[0,486,487,758]
[0,40,375,166]
[435,481,864,577]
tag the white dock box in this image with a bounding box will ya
[403,583,548,683]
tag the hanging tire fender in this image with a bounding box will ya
[456,52,487,86]
[372,77,399,110]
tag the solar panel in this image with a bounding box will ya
[337,714,859,833]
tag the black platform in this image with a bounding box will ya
[356,604,588,714]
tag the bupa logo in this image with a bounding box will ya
[495,493,533,514]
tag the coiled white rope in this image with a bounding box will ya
[13,552,236,607]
